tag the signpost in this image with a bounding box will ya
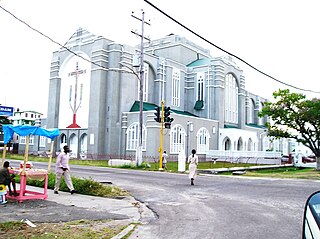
[0,106,14,116]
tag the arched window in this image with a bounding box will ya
[274,139,280,152]
[237,137,243,150]
[170,125,186,153]
[225,74,238,123]
[172,68,180,107]
[197,72,205,101]
[138,63,149,102]
[69,133,78,158]
[59,134,67,151]
[248,138,253,151]
[262,136,270,151]
[126,123,146,151]
[60,134,67,144]
[196,127,210,154]
[282,139,289,155]
[80,134,87,153]
[224,138,231,150]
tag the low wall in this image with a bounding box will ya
[108,159,134,167]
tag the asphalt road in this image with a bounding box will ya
[8,160,320,239]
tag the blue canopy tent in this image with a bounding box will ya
[1,125,60,172]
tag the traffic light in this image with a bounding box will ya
[164,117,174,129]
[164,106,171,121]
[164,106,174,128]
[154,106,161,123]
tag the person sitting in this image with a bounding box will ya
[0,161,18,196]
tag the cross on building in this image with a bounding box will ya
[67,61,86,128]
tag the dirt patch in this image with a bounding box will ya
[0,220,132,239]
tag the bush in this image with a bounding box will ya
[16,172,128,198]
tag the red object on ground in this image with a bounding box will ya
[6,169,48,203]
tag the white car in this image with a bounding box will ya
[303,191,320,239]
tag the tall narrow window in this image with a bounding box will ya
[224,138,231,150]
[224,74,238,123]
[197,72,204,101]
[137,63,149,102]
[262,136,270,151]
[258,102,264,125]
[29,135,34,145]
[170,125,186,153]
[196,127,210,154]
[143,63,149,102]
[40,136,46,147]
[247,98,255,124]
[172,68,180,107]
[126,123,146,151]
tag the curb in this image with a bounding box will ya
[112,224,135,239]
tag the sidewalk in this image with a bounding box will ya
[0,185,155,238]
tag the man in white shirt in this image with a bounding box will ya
[54,145,76,194]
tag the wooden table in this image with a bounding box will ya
[6,169,48,203]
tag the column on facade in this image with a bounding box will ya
[47,53,61,152]
[104,43,123,155]
[212,61,225,125]
[87,40,109,156]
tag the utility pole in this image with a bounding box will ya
[131,10,150,166]
[159,100,164,170]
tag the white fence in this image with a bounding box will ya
[206,150,283,165]
[206,150,282,158]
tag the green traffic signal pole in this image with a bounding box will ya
[159,100,164,170]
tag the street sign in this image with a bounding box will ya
[0,106,14,116]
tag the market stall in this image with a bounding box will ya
[1,125,60,202]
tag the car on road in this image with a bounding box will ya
[302,155,316,163]
[303,191,320,239]
[281,155,290,163]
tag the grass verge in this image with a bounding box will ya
[0,220,132,239]
[220,166,320,180]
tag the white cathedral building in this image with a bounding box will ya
[43,28,290,160]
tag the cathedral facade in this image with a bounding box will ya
[46,28,276,160]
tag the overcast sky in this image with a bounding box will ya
[0,0,319,116]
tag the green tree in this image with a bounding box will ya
[259,89,320,169]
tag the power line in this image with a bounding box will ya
[0,5,109,71]
[2,3,318,94]
[144,0,320,94]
